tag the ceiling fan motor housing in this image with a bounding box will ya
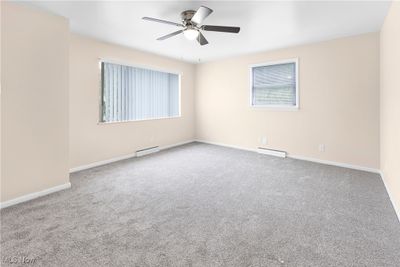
[181,10,196,25]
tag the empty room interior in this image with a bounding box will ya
[1,0,400,266]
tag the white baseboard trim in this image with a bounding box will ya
[195,139,379,174]
[69,140,194,173]
[0,182,71,209]
[195,139,258,153]
[379,171,400,223]
[69,152,137,173]
[159,140,194,151]
[288,155,380,174]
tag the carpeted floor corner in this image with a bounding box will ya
[1,142,399,266]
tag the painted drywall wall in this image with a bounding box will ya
[69,34,195,169]
[0,1,2,201]
[195,33,380,169]
[1,3,69,202]
[380,1,400,218]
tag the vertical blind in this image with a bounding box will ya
[101,62,180,122]
[252,62,297,106]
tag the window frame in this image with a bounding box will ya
[249,58,299,110]
[98,58,182,124]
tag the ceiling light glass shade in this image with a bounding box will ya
[184,29,199,40]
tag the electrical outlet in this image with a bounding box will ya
[261,136,268,145]
[319,144,325,152]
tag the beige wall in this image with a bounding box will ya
[69,34,195,169]
[195,33,380,169]
[380,1,400,217]
[0,1,2,200]
[1,3,69,202]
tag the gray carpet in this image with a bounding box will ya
[1,142,399,266]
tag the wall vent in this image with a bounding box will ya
[136,146,160,157]
[257,147,287,158]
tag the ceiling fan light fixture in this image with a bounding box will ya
[183,28,199,40]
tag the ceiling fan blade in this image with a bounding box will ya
[157,30,184,40]
[191,6,213,25]
[142,17,183,27]
[197,32,209,46]
[202,25,240,33]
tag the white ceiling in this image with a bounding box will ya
[21,1,391,63]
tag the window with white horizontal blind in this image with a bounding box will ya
[250,59,298,108]
[101,61,180,123]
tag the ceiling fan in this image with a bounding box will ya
[142,6,240,46]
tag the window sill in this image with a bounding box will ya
[250,105,299,111]
[97,115,182,125]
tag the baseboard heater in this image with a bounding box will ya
[136,146,160,157]
[257,147,287,158]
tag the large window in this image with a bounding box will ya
[250,59,298,109]
[101,61,180,123]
